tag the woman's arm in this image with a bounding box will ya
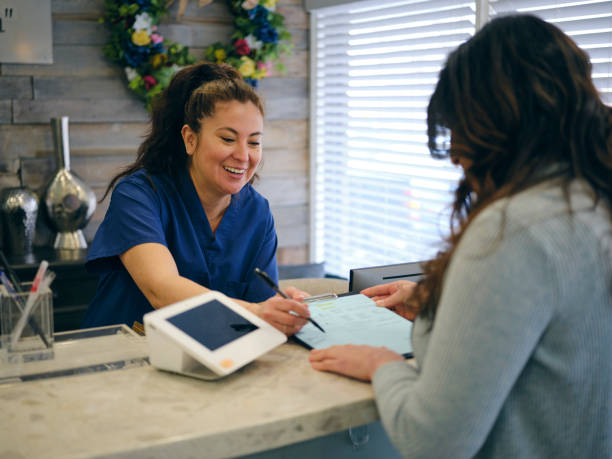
[370,224,557,458]
[309,344,404,381]
[120,242,310,335]
[310,210,558,458]
[120,243,208,308]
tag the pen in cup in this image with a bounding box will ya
[254,267,326,333]
[0,268,51,349]
[10,260,55,347]
[0,251,53,349]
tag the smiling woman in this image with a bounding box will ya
[80,62,311,338]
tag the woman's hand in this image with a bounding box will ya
[253,295,311,336]
[309,345,404,381]
[283,285,311,301]
[361,280,419,321]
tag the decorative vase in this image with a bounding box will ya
[0,186,38,255]
[44,117,96,250]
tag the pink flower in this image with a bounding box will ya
[257,61,270,70]
[234,39,251,56]
[143,75,157,90]
[150,33,163,45]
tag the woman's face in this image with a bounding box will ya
[182,100,263,202]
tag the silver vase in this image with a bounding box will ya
[0,187,39,255]
[44,117,96,250]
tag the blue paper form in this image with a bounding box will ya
[294,294,413,356]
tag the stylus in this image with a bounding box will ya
[254,268,326,333]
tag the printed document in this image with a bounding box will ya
[294,294,413,356]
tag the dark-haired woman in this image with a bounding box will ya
[310,14,611,458]
[82,63,310,335]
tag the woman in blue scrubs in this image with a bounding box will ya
[82,63,310,335]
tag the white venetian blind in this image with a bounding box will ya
[490,0,612,105]
[311,0,472,277]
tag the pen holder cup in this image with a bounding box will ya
[0,283,54,364]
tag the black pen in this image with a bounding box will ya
[254,268,326,333]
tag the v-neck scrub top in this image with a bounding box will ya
[81,168,278,328]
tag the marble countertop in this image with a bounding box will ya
[0,341,379,458]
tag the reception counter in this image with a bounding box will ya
[0,335,400,458]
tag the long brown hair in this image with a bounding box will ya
[101,62,264,200]
[410,14,612,320]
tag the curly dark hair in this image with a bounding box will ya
[410,14,612,320]
[101,62,264,200]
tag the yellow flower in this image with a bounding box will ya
[263,0,277,9]
[132,29,151,46]
[253,68,267,79]
[238,56,256,78]
[151,53,167,68]
[214,48,227,63]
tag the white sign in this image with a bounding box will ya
[0,0,53,64]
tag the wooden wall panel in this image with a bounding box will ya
[1,46,122,77]
[0,0,311,262]
[34,76,135,100]
[261,147,308,175]
[259,78,309,120]
[0,101,11,123]
[0,123,148,159]
[276,245,308,265]
[53,19,108,45]
[0,77,32,99]
[51,0,105,16]
[13,98,148,124]
[264,119,307,150]
[267,50,308,78]
[158,23,234,46]
[253,174,308,206]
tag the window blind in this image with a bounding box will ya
[490,0,612,105]
[311,0,472,277]
[311,0,612,278]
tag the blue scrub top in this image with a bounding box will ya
[82,168,278,328]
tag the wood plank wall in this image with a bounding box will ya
[0,0,310,265]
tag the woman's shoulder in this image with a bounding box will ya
[114,169,174,195]
[475,178,606,230]
[465,178,611,258]
[236,183,271,210]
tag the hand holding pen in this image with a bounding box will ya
[254,268,326,333]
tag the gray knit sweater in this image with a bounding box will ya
[372,179,612,458]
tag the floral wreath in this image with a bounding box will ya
[102,0,292,110]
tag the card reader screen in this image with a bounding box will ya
[167,299,259,351]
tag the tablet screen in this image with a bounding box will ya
[167,299,259,351]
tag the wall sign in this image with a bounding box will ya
[0,0,53,64]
